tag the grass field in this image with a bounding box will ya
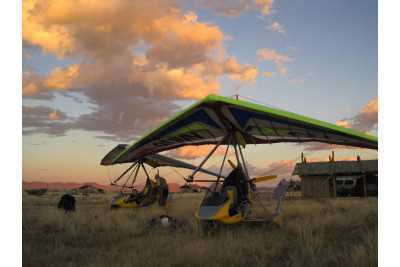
[22,192,377,267]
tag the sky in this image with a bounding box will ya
[22,0,378,186]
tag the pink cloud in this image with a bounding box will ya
[302,97,378,151]
[257,48,291,76]
[268,21,285,33]
[167,145,233,160]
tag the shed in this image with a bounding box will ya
[292,158,378,198]
[179,184,207,193]
[72,184,105,195]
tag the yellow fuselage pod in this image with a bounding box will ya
[110,195,140,208]
[196,189,245,224]
[111,178,159,209]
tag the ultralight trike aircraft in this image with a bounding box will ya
[101,144,225,209]
[101,95,378,225]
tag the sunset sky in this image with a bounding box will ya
[22,0,378,185]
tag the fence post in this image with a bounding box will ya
[330,151,337,198]
[357,155,368,197]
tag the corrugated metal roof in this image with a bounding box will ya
[292,159,378,176]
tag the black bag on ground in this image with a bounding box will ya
[57,194,76,213]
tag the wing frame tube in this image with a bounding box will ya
[187,135,228,181]
[237,140,250,181]
[214,140,230,191]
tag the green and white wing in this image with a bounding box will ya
[107,95,377,164]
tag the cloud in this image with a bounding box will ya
[331,97,378,133]
[72,97,178,141]
[23,0,225,66]
[23,106,70,136]
[167,145,233,160]
[257,48,290,62]
[336,119,351,128]
[22,0,259,141]
[22,98,178,141]
[268,21,285,33]
[301,143,354,152]
[23,1,257,98]
[302,97,378,151]
[223,57,258,82]
[26,56,254,101]
[23,106,67,120]
[48,110,62,121]
[22,59,219,139]
[255,0,274,16]
[23,82,39,96]
[195,0,274,17]
[23,70,52,99]
[23,67,82,99]
[257,48,291,76]
[24,1,175,59]
[350,97,378,132]
[44,65,80,89]
[208,158,295,179]
[263,71,273,78]
[197,158,295,186]
[247,159,295,178]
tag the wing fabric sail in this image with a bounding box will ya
[108,95,377,164]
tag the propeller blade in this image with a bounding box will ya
[251,175,278,183]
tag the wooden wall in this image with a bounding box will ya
[301,176,334,198]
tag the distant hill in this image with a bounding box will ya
[22,181,183,193]
[119,182,181,193]
[23,181,117,192]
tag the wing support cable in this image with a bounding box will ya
[111,162,137,185]
[130,163,141,188]
[231,136,250,206]
[141,162,151,181]
[213,136,231,192]
[187,134,228,182]
[121,163,139,190]
[237,141,250,181]
[233,141,242,169]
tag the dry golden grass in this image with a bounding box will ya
[23,192,377,267]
